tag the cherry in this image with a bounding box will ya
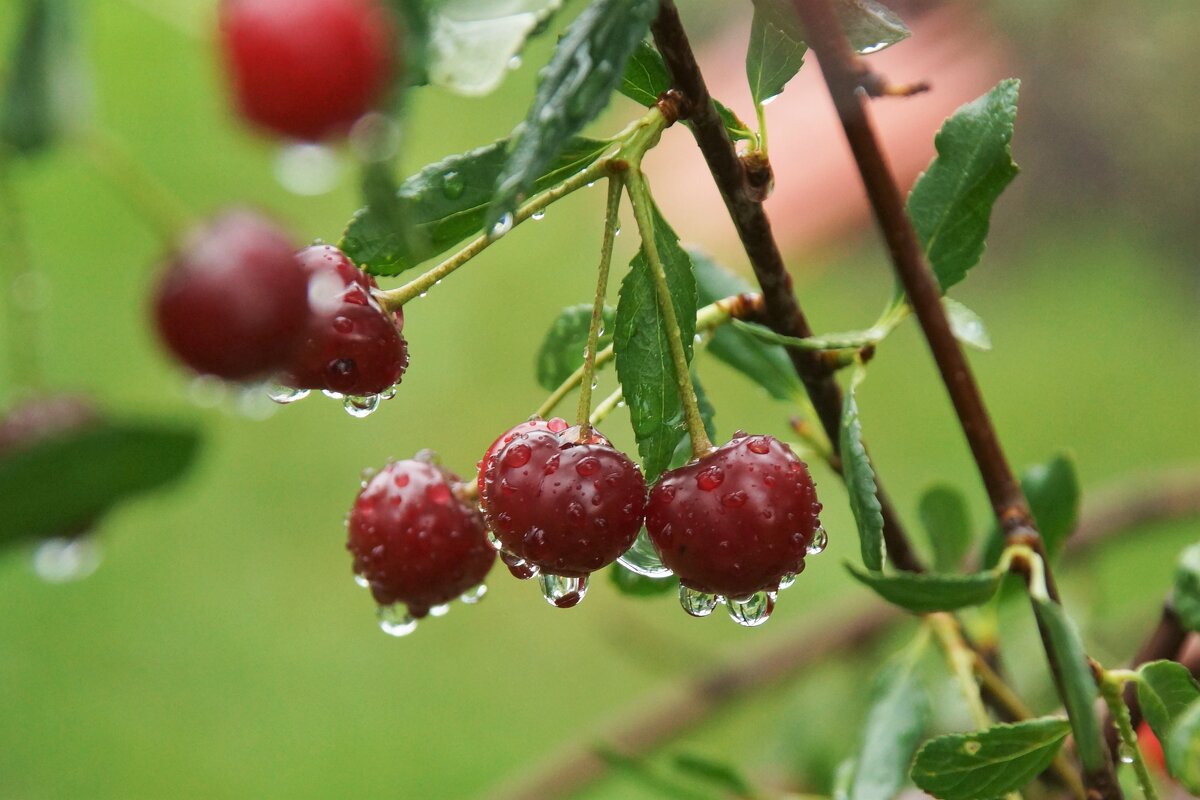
[475,416,570,499]
[479,422,646,606]
[347,457,495,627]
[153,210,309,381]
[219,0,399,141]
[281,245,408,397]
[646,433,821,602]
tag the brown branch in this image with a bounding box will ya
[648,0,924,575]
[489,471,1200,799]
[789,0,1120,795]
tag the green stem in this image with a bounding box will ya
[928,613,991,728]
[79,129,193,242]
[1099,671,1159,800]
[623,169,713,457]
[576,177,623,436]
[374,156,612,312]
[755,102,769,156]
[0,157,45,395]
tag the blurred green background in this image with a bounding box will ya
[0,1,1197,798]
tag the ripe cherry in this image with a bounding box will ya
[219,0,399,141]
[281,245,408,398]
[476,416,570,499]
[153,210,309,381]
[347,456,495,634]
[479,421,646,607]
[646,433,822,622]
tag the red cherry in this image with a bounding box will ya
[1137,721,1166,773]
[475,417,570,499]
[347,458,495,623]
[219,0,399,141]
[479,423,645,601]
[153,211,309,381]
[646,433,821,600]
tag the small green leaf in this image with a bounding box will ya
[609,563,677,597]
[751,0,910,56]
[689,249,802,402]
[1136,659,1200,744]
[343,136,610,275]
[1,0,88,155]
[535,304,617,391]
[917,484,972,572]
[489,0,657,226]
[1174,543,1200,632]
[840,366,883,571]
[0,419,202,547]
[618,41,755,142]
[425,1,563,96]
[910,718,1071,800]
[746,9,806,107]
[944,298,992,351]
[982,453,1080,569]
[848,647,930,800]
[1032,599,1105,771]
[847,564,1002,613]
[671,753,754,796]
[1165,699,1200,792]
[614,203,698,482]
[907,79,1021,293]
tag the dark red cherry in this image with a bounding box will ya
[347,457,495,620]
[646,433,821,599]
[219,0,399,141]
[153,210,308,380]
[475,417,570,499]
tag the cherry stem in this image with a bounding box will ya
[1098,670,1159,800]
[576,177,623,437]
[623,169,712,457]
[0,155,46,396]
[79,128,193,242]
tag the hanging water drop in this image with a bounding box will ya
[32,536,101,583]
[266,382,310,404]
[1117,742,1136,764]
[617,529,672,577]
[343,394,381,418]
[679,584,718,617]
[727,591,775,627]
[488,212,514,241]
[428,603,451,618]
[531,209,546,221]
[538,573,588,608]
[485,530,503,552]
[378,384,398,401]
[441,170,465,200]
[507,55,522,70]
[322,389,344,400]
[500,550,539,580]
[807,526,828,555]
[354,573,370,589]
[778,572,797,590]
[460,584,488,604]
[377,603,417,637]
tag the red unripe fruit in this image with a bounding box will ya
[347,458,494,618]
[480,422,646,580]
[646,433,821,598]
[153,211,309,381]
[219,0,399,141]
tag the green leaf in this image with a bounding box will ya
[982,453,1080,569]
[1136,659,1200,744]
[848,647,930,800]
[746,9,806,107]
[751,0,910,56]
[426,1,563,96]
[840,366,883,571]
[343,136,610,275]
[609,563,677,597]
[689,250,802,402]
[944,298,992,351]
[1165,699,1200,792]
[614,203,698,482]
[618,41,755,142]
[535,304,617,391]
[1174,542,1200,632]
[0,419,202,547]
[671,753,754,797]
[907,79,1021,293]
[917,484,972,572]
[847,564,1002,613]
[489,0,657,226]
[1,0,88,155]
[1032,599,1105,771]
[910,718,1071,800]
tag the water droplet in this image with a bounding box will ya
[586,181,596,189]
[354,574,370,589]
[531,209,546,221]
[503,444,532,468]
[507,55,522,70]
[721,490,748,509]
[807,526,828,555]
[485,530,503,552]
[266,382,309,405]
[618,530,673,578]
[428,603,451,618]
[778,572,797,590]
[441,170,465,200]
[460,584,487,604]
[858,40,890,55]
[343,394,380,418]
[696,465,724,491]
[538,573,588,608]
[747,436,771,454]
[679,585,719,617]
[1117,742,1135,763]
[377,603,417,637]
[273,142,343,196]
[613,225,621,237]
[32,536,101,583]
[322,389,344,400]
[727,591,775,627]
[575,456,600,477]
[488,213,514,241]
[378,384,398,401]
[500,550,539,580]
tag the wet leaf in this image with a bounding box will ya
[751,0,910,56]
[489,0,657,227]
[917,484,972,572]
[847,564,1002,613]
[614,202,697,482]
[746,8,806,107]
[1032,598,1105,771]
[848,647,930,800]
[944,298,992,351]
[910,718,1071,800]
[1174,542,1200,632]
[1165,699,1200,792]
[840,365,883,571]
[426,0,563,96]
[672,752,754,797]
[1138,660,1200,746]
[535,304,617,391]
